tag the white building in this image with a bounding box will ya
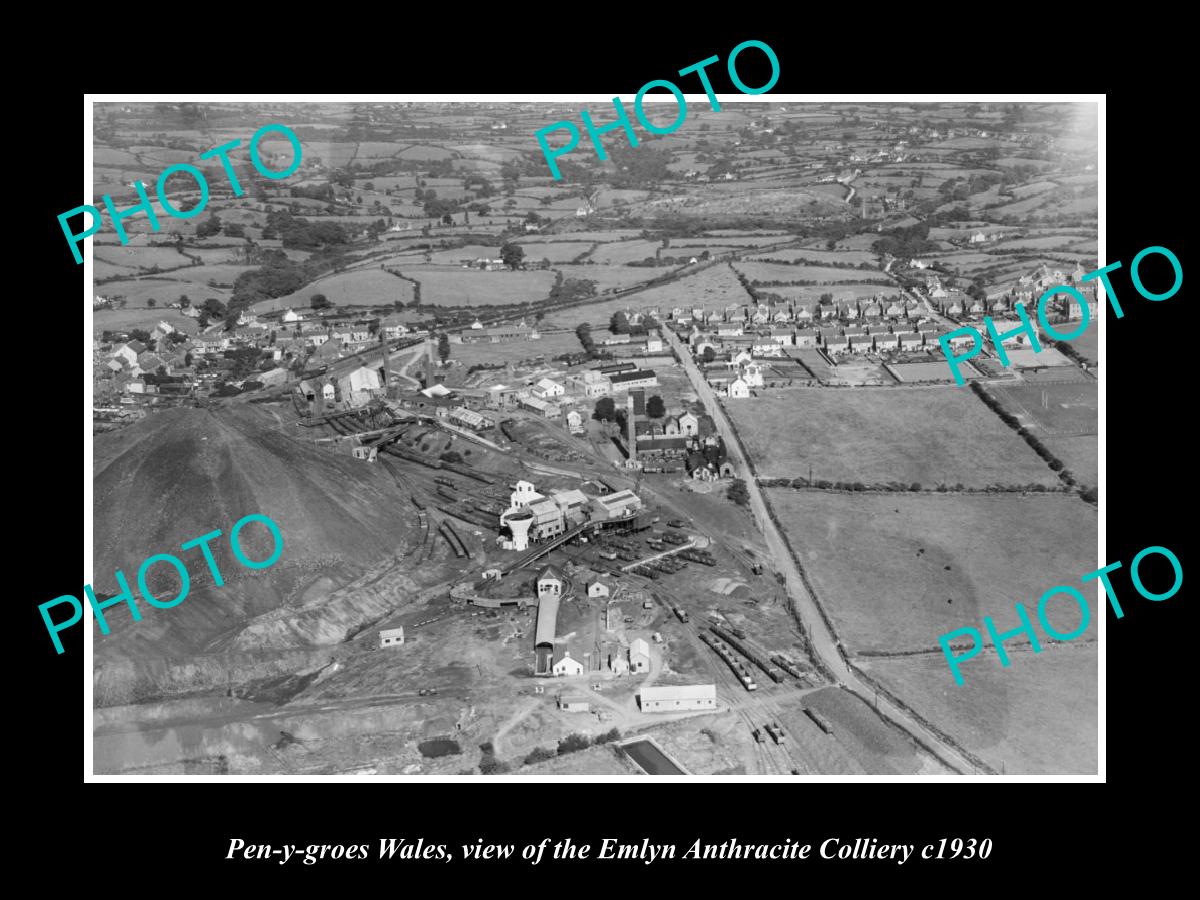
[282,309,303,323]
[639,684,718,712]
[537,565,565,598]
[566,409,584,434]
[532,378,565,399]
[587,580,611,599]
[553,652,584,676]
[630,637,651,673]
[728,378,750,399]
[379,627,405,648]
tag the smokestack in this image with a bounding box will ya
[380,332,390,397]
[627,393,636,464]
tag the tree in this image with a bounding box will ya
[728,478,750,506]
[646,395,666,418]
[609,311,630,334]
[147,298,156,308]
[701,345,716,363]
[196,214,222,239]
[593,397,616,421]
[437,332,451,364]
[310,293,331,310]
[500,242,525,270]
[203,297,226,318]
[441,212,454,226]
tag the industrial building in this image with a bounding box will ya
[447,406,494,431]
[608,369,659,392]
[591,489,643,521]
[638,684,717,712]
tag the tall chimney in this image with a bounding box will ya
[380,331,390,397]
[627,393,636,464]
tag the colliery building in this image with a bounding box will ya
[639,684,717,712]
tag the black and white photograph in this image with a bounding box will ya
[80,96,1103,779]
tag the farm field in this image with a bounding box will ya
[96,276,232,307]
[543,264,752,329]
[733,262,890,284]
[589,240,664,265]
[766,490,1098,654]
[553,264,658,292]
[746,248,877,265]
[725,386,1062,486]
[859,643,1097,775]
[752,283,891,303]
[453,331,582,368]
[991,380,1097,435]
[1042,435,1098,487]
[887,361,976,383]
[254,269,414,313]
[95,307,202,335]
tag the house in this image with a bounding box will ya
[728,378,750,399]
[565,409,584,434]
[553,653,585,676]
[740,362,764,387]
[379,627,405,648]
[321,382,336,402]
[897,332,923,350]
[677,412,699,437]
[849,335,874,354]
[789,328,817,349]
[638,683,718,712]
[537,565,566,599]
[874,333,900,351]
[282,309,303,323]
[111,343,140,366]
[587,580,611,599]
[557,694,590,712]
[630,637,651,673]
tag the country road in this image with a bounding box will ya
[661,325,984,774]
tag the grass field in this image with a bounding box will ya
[726,387,1062,486]
[453,331,581,367]
[589,240,663,265]
[96,277,232,307]
[1042,435,1098,487]
[404,266,556,306]
[254,269,414,313]
[992,380,1097,435]
[766,490,1098,654]
[746,249,877,265]
[94,307,202,335]
[543,263,753,329]
[733,262,889,284]
[860,643,1097,775]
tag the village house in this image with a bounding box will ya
[728,378,751,399]
[552,652,584,676]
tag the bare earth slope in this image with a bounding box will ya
[92,404,428,704]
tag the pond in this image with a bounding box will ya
[418,738,462,758]
[621,739,686,775]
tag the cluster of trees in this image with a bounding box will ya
[608,310,659,335]
[310,293,331,309]
[871,221,940,258]
[548,275,596,305]
[265,209,349,251]
[290,183,336,202]
[728,478,749,506]
[195,215,222,239]
[231,249,307,308]
[499,243,524,270]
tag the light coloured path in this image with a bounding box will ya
[661,325,984,774]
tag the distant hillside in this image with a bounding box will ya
[91,404,431,701]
